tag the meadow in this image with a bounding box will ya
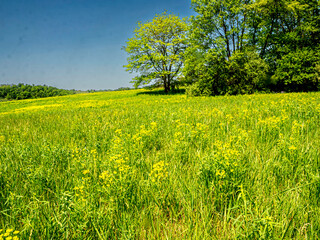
[0,89,320,239]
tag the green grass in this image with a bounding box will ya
[0,89,320,239]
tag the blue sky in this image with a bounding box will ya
[0,0,193,90]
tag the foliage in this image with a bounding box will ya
[1,89,320,238]
[273,47,320,92]
[226,49,270,94]
[184,0,320,95]
[185,48,270,96]
[246,0,320,91]
[190,0,251,59]
[251,0,320,59]
[184,48,228,96]
[0,83,76,100]
[123,12,188,93]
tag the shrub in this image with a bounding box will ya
[273,48,320,92]
[184,49,270,96]
[227,50,270,94]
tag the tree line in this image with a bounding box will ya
[123,0,320,95]
[0,83,76,100]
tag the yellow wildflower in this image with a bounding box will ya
[288,146,297,150]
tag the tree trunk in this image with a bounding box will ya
[167,75,171,92]
[163,77,169,93]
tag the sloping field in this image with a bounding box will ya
[0,89,320,239]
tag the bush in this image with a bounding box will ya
[184,49,229,96]
[184,49,270,96]
[186,82,203,96]
[273,48,320,92]
[226,50,270,94]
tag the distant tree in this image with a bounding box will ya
[0,83,75,100]
[123,12,188,93]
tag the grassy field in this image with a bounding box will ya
[0,89,320,239]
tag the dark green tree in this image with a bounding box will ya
[184,0,320,95]
[252,0,320,91]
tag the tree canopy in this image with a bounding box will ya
[124,1,320,96]
[183,0,320,96]
[123,13,188,93]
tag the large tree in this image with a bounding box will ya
[190,0,252,59]
[250,0,320,91]
[184,0,320,95]
[123,13,188,93]
[184,0,269,95]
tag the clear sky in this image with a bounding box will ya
[0,0,194,90]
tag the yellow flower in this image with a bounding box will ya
[115,129,122,134]
[150,122,157,129]
[13,231,19,235]
[288,146,297,150]
[82,169,90,175]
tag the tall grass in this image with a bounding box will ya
[0,90,320,239]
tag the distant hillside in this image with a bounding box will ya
[0,83,76,100]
